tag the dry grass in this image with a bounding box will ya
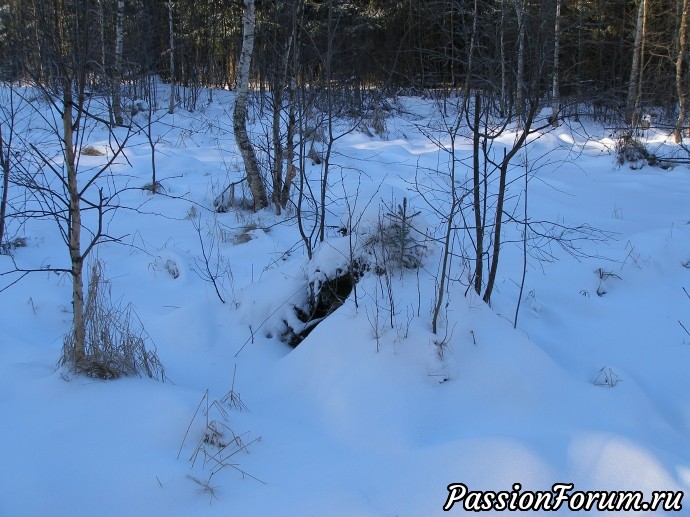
[141,181,165,194]
[60,260,166,381]
[0,236,27,255]
[81,145,105,156]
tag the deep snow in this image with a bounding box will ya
[1,88,689,516]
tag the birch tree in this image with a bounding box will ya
[500,0,508,115]
[233,0,267,211]
[514,0,527,123]
[112,0,125,125]
[168,0,175,114]
[5,0,132,367]
[0,87,18,246]
[551,0,562,126]
[626,0,646,125]
[675,0,689,142]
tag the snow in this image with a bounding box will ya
[1,87,690,515]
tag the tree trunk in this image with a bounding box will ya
[281,0,303,210]
[296,84,313,259]
[281,76,297,209]
[575,0,584,120]
[0,118,9,247]
[432,195,457,335]
[515,0,526,123]
[460,0,478,103]
[63,82,86,362]
[271,87,283,215]
[318,0,336,242]
[432,137,459,335]
[626,0,645,125]
[500,0,507,116]
[675,0,689,142]
[636,0,648,117]
[482,107,536,305]
[97,0,109,123]
[319,111,334,242]
[113,0,125,125]
[0,86,16,247]
[235,0,268,211]
[53,0,86,361]
[271,33,293,215]
[168,0,175,114]
[472,93,483,296]
[551,0,562,126]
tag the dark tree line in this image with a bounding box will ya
[0,0,686,126]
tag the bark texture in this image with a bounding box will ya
[235,0,268,211]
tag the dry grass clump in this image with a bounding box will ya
[0,236,27,255]
[81,145,105,156]
[60,260,165,381]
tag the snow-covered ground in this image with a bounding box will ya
[2,88,690,516]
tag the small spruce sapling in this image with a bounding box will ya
[379,197,426,269]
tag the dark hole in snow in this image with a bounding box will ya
[281,262,365,347]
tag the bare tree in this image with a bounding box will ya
[482,105,538,304]
[0,117,7,247]
[413,103,470,335]
[281,67,298,209]
[295,83,319,259]
[263,1,299,215]
[3,0,133,367]
[430,123,467,335]
[282,1,301,212]
[132,100,171,194]
[317,0,338,243]
[470,93,485,296]
[0,85,22,246]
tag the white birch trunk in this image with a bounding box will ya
[515,0,526,123]
[113,0,125,125]
[551,0,561,126]
[626,0,645,124]
[271,28,294,215]
[168,0,175,114]
[234,0,267,211]
[675,0,689,142]
[636,0,648,116]
[466,0,478,91]
[97,0,108,121]
[500,0,507,116]
[61,80,86,363]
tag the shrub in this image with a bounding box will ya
[615,131,657,169]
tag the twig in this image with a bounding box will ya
[178,390,209,460]
[679,320,690,338]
